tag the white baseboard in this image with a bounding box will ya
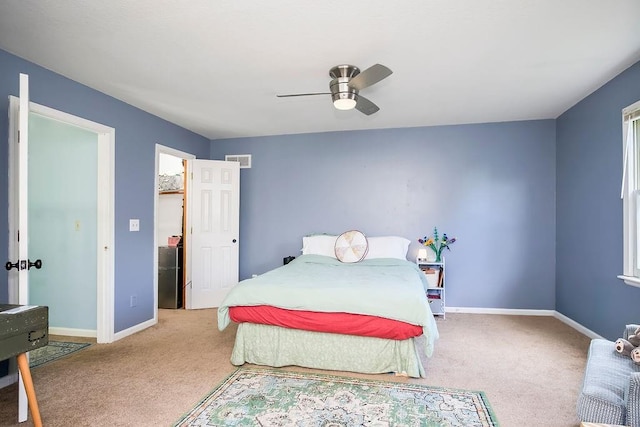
[553,311,604,339]
[48,318,156,342]
[446,306,555,316]
[49,327,97,338]
[114,317,156,341]
[446,306,603,339]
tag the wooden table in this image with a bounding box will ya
[0,304,48,426]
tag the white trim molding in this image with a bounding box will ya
[446,306,555,316]
[49,327,97,338]
[553,311,604,340]
[114,317,157,342]
[446,307,604,340]
[618,274,640,288]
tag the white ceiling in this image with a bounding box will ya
[1,1,639,140]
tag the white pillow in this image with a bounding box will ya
[364,236,411,260]
[301,234,338,258]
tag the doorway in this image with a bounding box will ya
[154,145,194,320]
[29,113,98,332]
[7,97,115,343]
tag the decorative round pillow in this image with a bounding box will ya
[334,230,369,263]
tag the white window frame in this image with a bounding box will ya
[619,99,640,287]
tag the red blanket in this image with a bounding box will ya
[229,305,423,340]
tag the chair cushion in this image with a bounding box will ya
[578,339,640,425]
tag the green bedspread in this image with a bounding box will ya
[218,255,439,357]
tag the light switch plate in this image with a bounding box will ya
[129,219,140,232]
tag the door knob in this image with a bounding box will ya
[5,259,42,270]
[232,239,237,243]
[28,259,42,270]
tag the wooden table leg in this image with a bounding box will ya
[16,353,42,427]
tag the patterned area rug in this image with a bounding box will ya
[175,368,499,426]
[29,341,91,368]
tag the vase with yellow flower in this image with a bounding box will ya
[418,227,456,262]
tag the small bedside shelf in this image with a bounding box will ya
[417,258,446,318]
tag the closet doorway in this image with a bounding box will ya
[154,145,194,319]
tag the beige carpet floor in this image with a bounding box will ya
[0,310,591,426]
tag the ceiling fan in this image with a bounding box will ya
[276,64,393,115]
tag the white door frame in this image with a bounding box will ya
[8,96,115,343]
[154,144,195,321]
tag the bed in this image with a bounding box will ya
[217,233,439,378]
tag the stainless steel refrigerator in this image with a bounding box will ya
[158,245,183,309]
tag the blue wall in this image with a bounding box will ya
[4,44,637,338]
[0,49,211,332]
[211,120,557,310]
[556,60,640,340]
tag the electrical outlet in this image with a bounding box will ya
[130,295,137,307]
[129,219,140,232]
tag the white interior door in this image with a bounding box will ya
[186,160,239,309]
[16,72,30,423]
[16,75,30,305]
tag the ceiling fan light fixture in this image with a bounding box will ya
[333,98,357,110]
[278,63,391,115]
[332,92,357,110]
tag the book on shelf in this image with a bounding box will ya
[426,289,441,299]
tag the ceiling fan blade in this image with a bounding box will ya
[276,92,330,98]
[348,64,392,91]
[355,95,380,115]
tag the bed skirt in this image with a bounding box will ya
[230,323,426,378]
